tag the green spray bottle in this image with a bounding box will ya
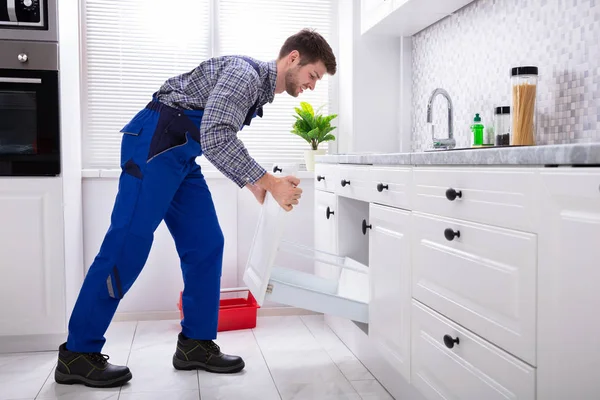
[471,113,484,146]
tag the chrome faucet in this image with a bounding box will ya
[426,88,456,149]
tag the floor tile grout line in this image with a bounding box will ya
[118,321,139,400]
[33,356,56,400]
[251,325,283,400]
[298,315,364,400]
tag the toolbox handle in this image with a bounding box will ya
[220,287,250,294]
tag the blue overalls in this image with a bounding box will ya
[67,58,263,353]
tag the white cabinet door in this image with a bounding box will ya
[314,190,338,281]
[537,169,600,400]
[0,178,65,336]
[368,203,411,382]
[361,0,393,34]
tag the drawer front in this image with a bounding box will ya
[412,167,536,231]
[314,163,339,193]
[369,166,412,209]
[412,212,537,365]
[411,301,536,400]
[336,165,372,201]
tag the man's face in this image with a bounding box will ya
[285,60,327,97]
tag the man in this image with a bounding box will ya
[54,28,337,388]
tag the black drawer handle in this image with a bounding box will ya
[273,165,282,173]
[445,188,462,201]
[377,183,389,192]
[341,179,351,187]
[443,334,459,349]
[444,228,460,241]
[362,219,372,235]
[317,175,325,182]
[326,206,335,220]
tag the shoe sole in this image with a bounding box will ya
[172,355,245,373]
[55,369,133,388]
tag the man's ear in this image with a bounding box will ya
[288,50,300,65]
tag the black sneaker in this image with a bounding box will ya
[54,343,132,388]
[172,333,245,373]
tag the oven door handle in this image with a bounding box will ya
[0,77,42,84]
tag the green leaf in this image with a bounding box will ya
[321,134,336,142]
[300,102,314,116]
[306,127,320,140]
[291,130,311,144]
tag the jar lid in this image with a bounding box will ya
[511,66,538,76]
[495,106,510,114]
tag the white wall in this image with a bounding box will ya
[81,173,315,317]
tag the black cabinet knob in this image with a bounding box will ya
[341,179,351,187]
[326,206,335,220]
[443,334,460,349]
[377,183,389,192]
[317,175,325,182]
[444,228,461,241]
[362,219,372,235]
[273,165,282,173]
[445,188,463,201]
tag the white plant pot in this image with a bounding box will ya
[303,149,326,172]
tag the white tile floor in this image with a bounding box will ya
[0,316,394,400]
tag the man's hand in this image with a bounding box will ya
[246,183,266,205]
[256,173,302,211]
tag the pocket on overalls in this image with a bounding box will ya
[120,109,148,136]
[147,112,189,162]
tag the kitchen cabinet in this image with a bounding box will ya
[537,170,600,400]
[361,0,477,36]
[361,0,393,34]
[314,190,338,282]
[310,161,600,400]
[368,203,411,383]
[0,178,66,337]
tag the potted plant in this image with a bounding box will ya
[291,101,337,171]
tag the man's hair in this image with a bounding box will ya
[278,29,337,75]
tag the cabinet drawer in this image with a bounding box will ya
[314,163,339,193]
[369,166,411,209]
[412,212,537,365]
[412,167,536,231]
[411,301,535,400]
[336,165,372,202]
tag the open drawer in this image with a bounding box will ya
[243,189,369,324]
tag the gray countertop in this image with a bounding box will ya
[314,143,600,166]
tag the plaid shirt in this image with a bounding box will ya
[154,55,277,188]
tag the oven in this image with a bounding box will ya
[0,0,56,41]
[0,39,60,176]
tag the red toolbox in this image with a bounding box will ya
[178,288,259,332]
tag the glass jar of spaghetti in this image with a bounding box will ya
[510,66,538,146]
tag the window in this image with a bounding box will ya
[82,0,337,170]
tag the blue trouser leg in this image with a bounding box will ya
[164,164,224,340]
[67,101,215,352]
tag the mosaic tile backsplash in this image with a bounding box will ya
[411,0,600,151]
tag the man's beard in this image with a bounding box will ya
[285,68,300,97]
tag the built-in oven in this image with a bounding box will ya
[0,39,60,176]
[0,0,56,42]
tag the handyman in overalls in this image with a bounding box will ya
[55,29,337,388]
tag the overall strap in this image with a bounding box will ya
[237,56,264,128]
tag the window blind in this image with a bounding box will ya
[82,0,211,169]
[216,0,337,168]
[82,0,336,170]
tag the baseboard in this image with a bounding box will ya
[113,307,321,322]
[0,333,65,354]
